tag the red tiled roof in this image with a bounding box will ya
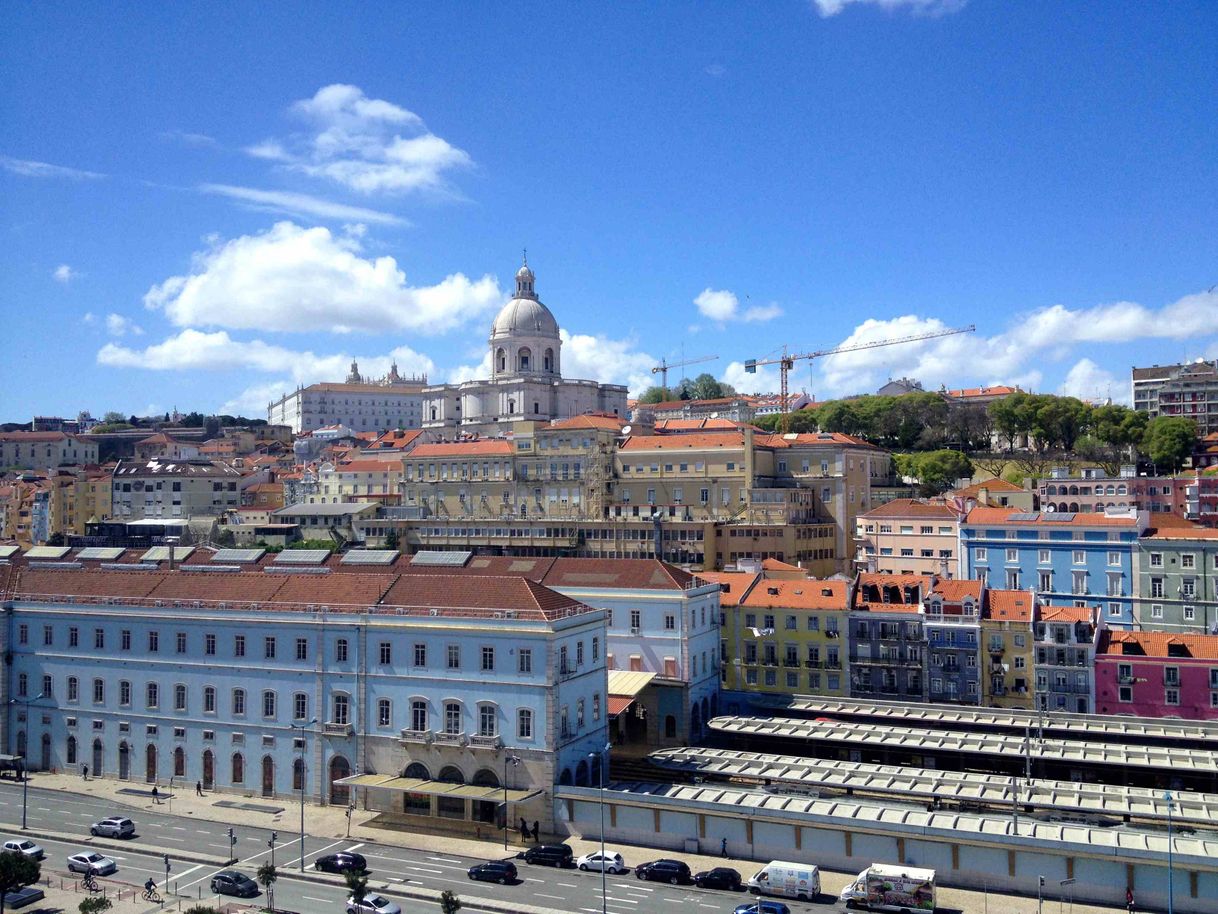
[1147,512,1200,530]
[620,433,745,451]
[965,507,1142,527]
[542,558,698,591]
[860,499,957,519]
[762,432,878,449]
[945,385,1020,399]
[695,572,758,607]
[548,414,627,431]
[930,579,982,601]
[380,574,585,619]
[761,558,803,572]
[1146,526,1218,540]
[741,577,849,610]
[654,418,748,432]
[1039,605,1094,623]
[409,440,514,458]
[985,589,1035,622]
[0,431,82,443]
[607,696,635,716]
[1098,630,1218,661]
[953,478,1024,495]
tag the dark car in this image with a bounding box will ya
[467,860,518,884]
[733,903,790,914]
[694,867,742,890]
[521,844,574,868]
[210,871,259,897]
[315,852,368,874]
[635,859,692,885]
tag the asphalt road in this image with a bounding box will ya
[0,782,841,914]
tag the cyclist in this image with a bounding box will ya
[82,867,99,890]
[144,878,157,899]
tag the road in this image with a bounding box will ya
[0,782,840,914]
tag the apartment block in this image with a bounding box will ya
[855,499,960,576]
[1033,605,1100,714]
[111,459,243,521]
[981,590,1036,708]
[848,574,927,701]
[1132,359,1218,436]
[1135,528,1218,633]
[1095,630,1218,720]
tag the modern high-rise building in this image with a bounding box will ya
[1132,359,1218,435]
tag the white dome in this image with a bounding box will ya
[491,297,559,339]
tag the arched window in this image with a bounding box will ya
[174,684,187,712]
[174,746,186,777]
[664,714,677,739]
[558,768,572,786]
[330,755,352,805]
[518,347,531,372]
[232,688,245,715]
[497,348,506,373]
[1117,484,1127,495]
[444,701,462,734]
[472,768,499,787]
[147,682,159,708]
[67,735,77,765]
[232,752,245,784]
[18,673,27,697]
[430,407,437,422]
[377,698,392,728]
[67,676,78,702]
[438,765,464,784]
[263,690,277,718]
[203,687,216,713]
[477,703,497,737]
[517,708,533,740]
[575,759,589,786]
[544,348,554,372]
[404,762,430,779]
[293,757,305,792]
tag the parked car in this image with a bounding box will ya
[467,860,517,884]
[693,866,742,890]
[315,852,368,873]
[2,839,44,860]
[210,870,259,897]
[733,903,791,914]
[67,851,117,876]
[89,817,135,839]
[346,894,400,914]
[575,851,626,874]
[6,886,45,909]
[522,844,574,868]
[635,859,692,885]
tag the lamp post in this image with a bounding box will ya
[8,692,45,830]
[267,832,277,913]
[1165,790,1175,914]
[589,743,611,914]
[289,719,317,871]
[502,754,520,850]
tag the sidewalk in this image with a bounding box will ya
[25,771,1131,914]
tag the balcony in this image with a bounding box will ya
[468,734,502,750]
[783,660,801,669]
[825,660,842,669]
[323,721,354,737]
[398,728,431,744]
[804,660,823,669]
[433,731,466,746]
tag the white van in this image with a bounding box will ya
[746,860,821,901]
[839,863,936,912]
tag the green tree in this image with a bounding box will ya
[687,373,736,401]
[439,891,462,914]
[636,386,667,404]
[817,400,865,437]
[0,850,40,914]
[909,450,974,496]
[204,417,222,438]
[343,868,369,907]
[384,527,399,551]
[78,897,111,914]
[1142,417,1197,473]
[101,411,126,424]
[256,863,277,913]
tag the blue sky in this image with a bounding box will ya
[3,0,1216,422]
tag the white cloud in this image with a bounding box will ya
[249,84,473,196]
[812,0,967,17]
[694,288,783,325]
[82,312,96,325]
[1057,358,1126,404]
[142,221,503,335]
[53,264,77,283]
[448,350,493,384]
[559,329,658,395]
[813,287,1218,399]
[160,130,219,148]
[0,155,105,180]
[724,359,780,395]
[199,184,406,226]
[218,379,296,417]
[105,313,143,337]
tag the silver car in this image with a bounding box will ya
[2,839,44,860]
[90,817,135,839]
[346,895,401,914]
[67,851,117,875]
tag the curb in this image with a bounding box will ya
[14,826,568,914]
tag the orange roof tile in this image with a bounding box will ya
[965,507,1142,527]
[984,589,1036,622]
[619,433,745,451]
[761,558,803,572]
[945,385,1020,399]
[954,478,1024,495]
[408,440,514,458]
[1146,526,1218,540]
[1039,605,1094,623]
[695,572,759,607]
[542,558,698,591]
[931,579,982,601]
[1147,512,1200,529]
[548,414,627,431]
[741,578,849,610]
[860,499,958,519]
[761,432,879,449]
[1099,630,1218,661]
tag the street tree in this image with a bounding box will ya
[0,851,40,914]
[256,863,277,913]
[1142,417,1197,473]
[343,868,369,907]
[439,891,462,914]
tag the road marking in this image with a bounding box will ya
[35,807,52,812]
[557,882,577,887]
[170,826,187,831]
[425,855,460,863]
[345,842,365,851]
[303,896,330,903]
[535,893,564,900]
[195,829,210,835]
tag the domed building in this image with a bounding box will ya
[421,258,627,434]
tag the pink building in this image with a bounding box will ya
[1095,630,1218,720]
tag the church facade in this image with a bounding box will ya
[422,260,627,435]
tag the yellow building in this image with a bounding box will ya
[981,589,1036,708]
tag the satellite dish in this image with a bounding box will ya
[621,425,632,436]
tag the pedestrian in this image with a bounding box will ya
[519,818,529,841]
[720,837,727,858]
[82,764,89,781]
[196,780,203,796]
[532,820,540,842]
[1126,886,1134,913]
[151,785,160,804]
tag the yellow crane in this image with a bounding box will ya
[745,324,976,433]
[651,354,719,399]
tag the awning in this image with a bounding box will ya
[607,670,655,698]
[334,773,540,803]
[607,696,636,718]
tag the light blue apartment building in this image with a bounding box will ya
[961,507,1148,630]
[2,562,608,835]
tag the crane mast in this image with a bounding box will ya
[745,324,976,433]
[651,354,719,399]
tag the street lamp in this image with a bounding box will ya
[502,755,521,850]
[8,692,45,830]
[589,743,611,914]
[1165,790,1175,914]
[267,832,277,913]
[289,719,317,871]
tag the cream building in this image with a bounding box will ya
[422,259,627,434]
[267,364,427,435]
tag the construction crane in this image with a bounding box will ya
[651,354,719,399]
[745,324,976,433]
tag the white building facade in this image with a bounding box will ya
[268,365,427,435]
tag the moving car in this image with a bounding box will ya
[634,859,692,885]
[2,839,45,860]
[89,817,135,839]
[210,870,260,897]
[733,903,791,914]
[346,894,400,914]
[575,851,626,874]
[521,844,574,868]
[467,860,517,884]
[315,852,368,873]
[67,851,117,876]
[693,866,742,890]
[839,863,936,912]
[746,860,820,901]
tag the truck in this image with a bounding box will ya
[745,860,821,901]
[839,864,936,912]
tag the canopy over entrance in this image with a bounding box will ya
[334,773,540,803]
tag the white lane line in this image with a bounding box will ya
[172,863,207,881]
[345,842,365,851]
[195,829,210,835]
[35,807,52,812]
[405,866,444,875]
[302,897,330,904]
[557,882,577,887]
[170,826,187,831]
[606,899,639,905]
[426,855,461,863]
[535,894,564,900]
